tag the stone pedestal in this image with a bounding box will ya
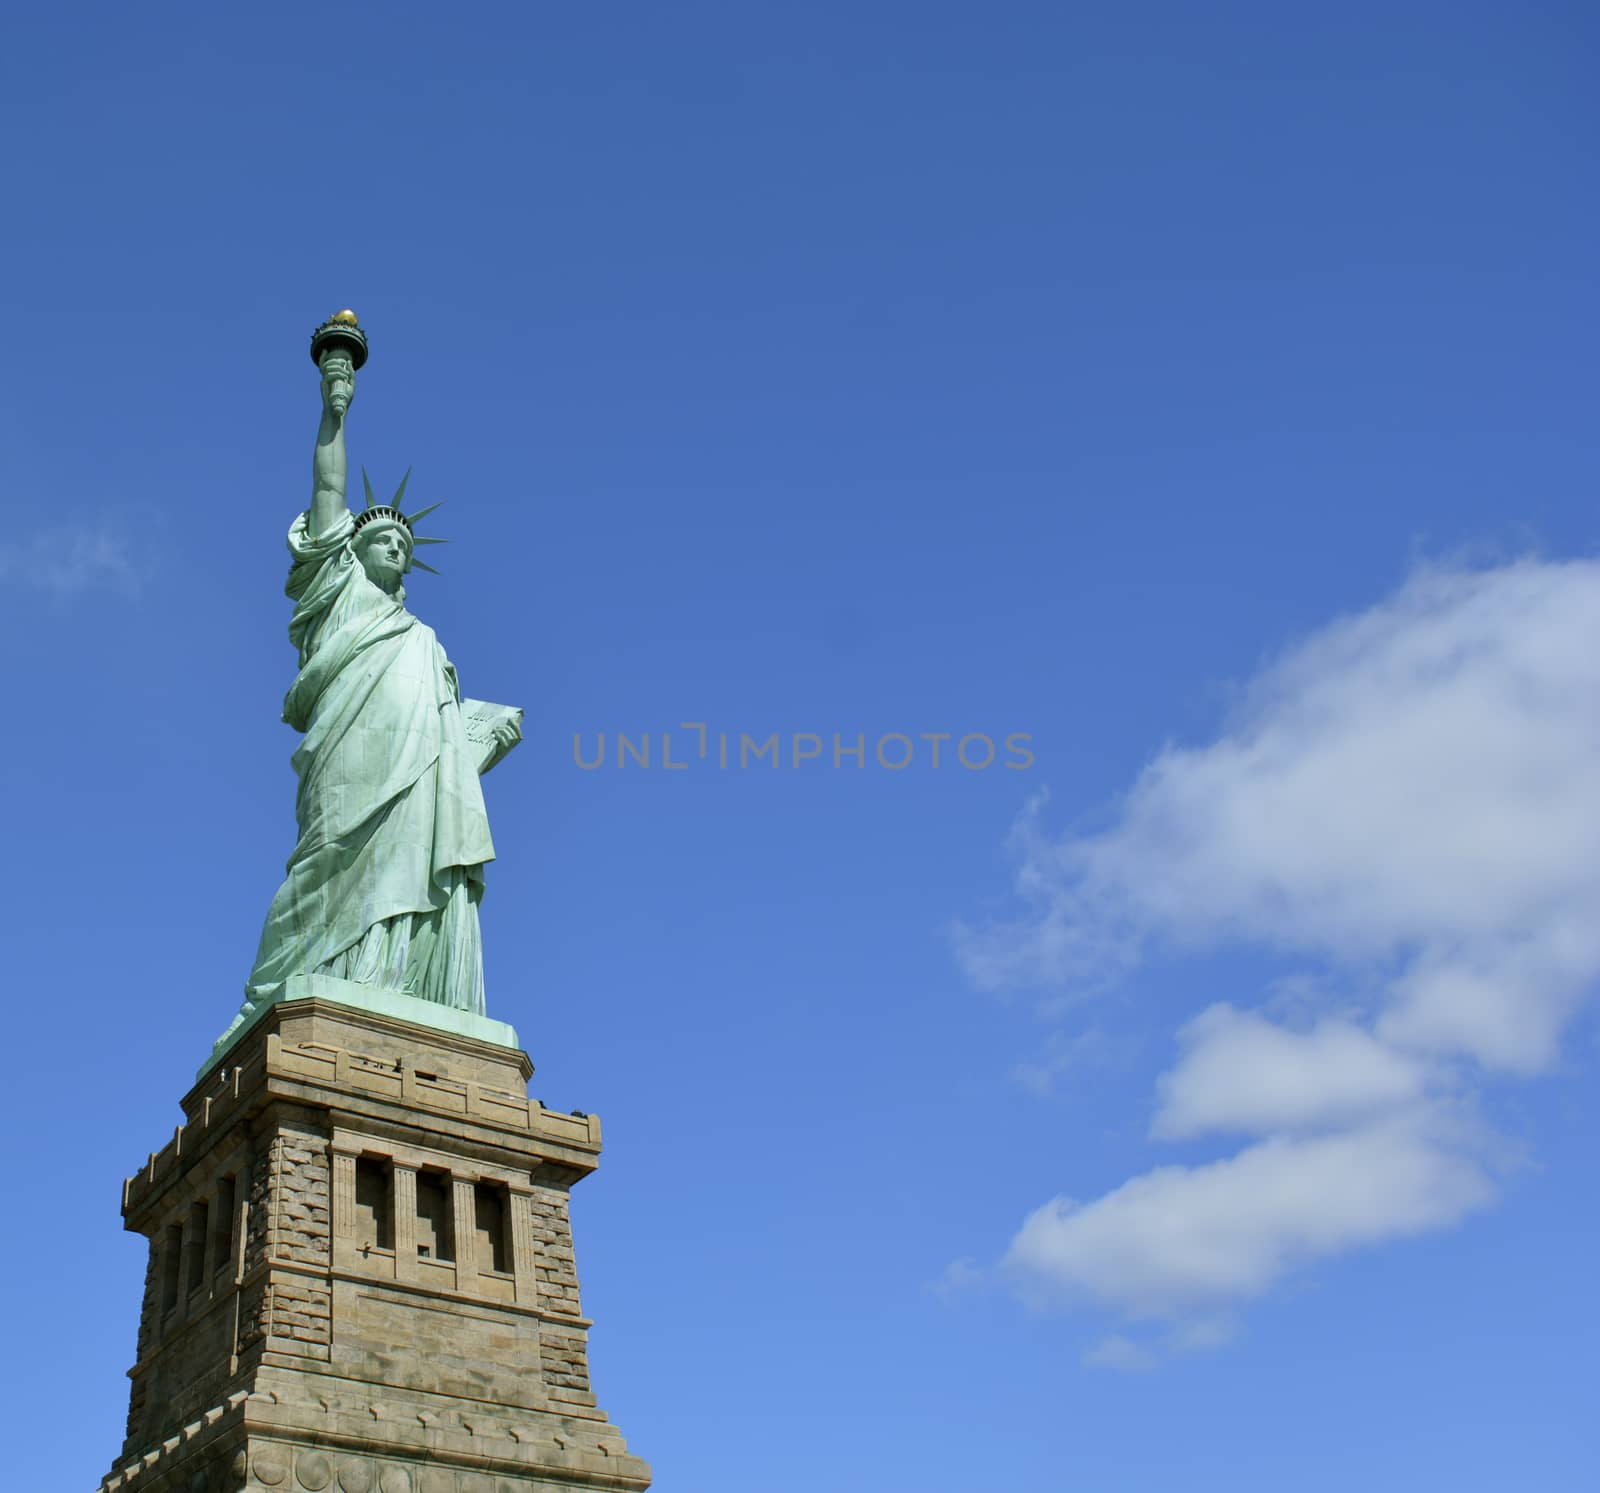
[98,996,651,1493]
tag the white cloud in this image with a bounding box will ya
[1152,1004,1429,1140]
[1007,1113,1494,1320]
[0,519,149,597]
[959,559,1600,1350]
[959,559,1600,1073]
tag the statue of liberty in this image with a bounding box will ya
[232,313,522,1035]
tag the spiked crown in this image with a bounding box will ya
[352,467,449,575]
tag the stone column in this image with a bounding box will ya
[134,1235,161,1360]
[509,1186,538,1307]
[452,1176,477,1288]
[231,1166,250,1280]
[392,1163,418,1281]
[330,1150,358,1271]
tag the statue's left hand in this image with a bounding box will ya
[478,715,523,775]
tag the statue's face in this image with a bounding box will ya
[356,523,410,591]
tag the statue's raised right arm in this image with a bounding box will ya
[310,351,355,537]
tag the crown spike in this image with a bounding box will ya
[405,500,444,525]
[410,558,442,575]
[390,467,413,510]
[412,536,448,546]
[361,467,377,510]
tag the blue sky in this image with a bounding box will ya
[2,3,1596,1488]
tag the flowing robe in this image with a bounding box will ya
[244,510,495,1014]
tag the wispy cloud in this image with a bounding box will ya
[956,558,1600,1359]
[928,1255,985,1303]
[0,518,152,598]
[1011,1025,1141,1098]
[1082,1334,1156,1373]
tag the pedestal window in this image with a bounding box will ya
[354,1156,393,1250]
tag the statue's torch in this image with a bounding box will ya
[309,310,368,417]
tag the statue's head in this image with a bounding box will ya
[353,513,413,593]
[352,470,445,586]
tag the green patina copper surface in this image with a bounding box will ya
[208,317,523,1068]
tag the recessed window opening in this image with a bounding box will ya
[354,1157,393,1250]
[186,1201,209,1293]
[415,1169,454,1262]
[212,1175,237,1275]
[474,1183,509,1273]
